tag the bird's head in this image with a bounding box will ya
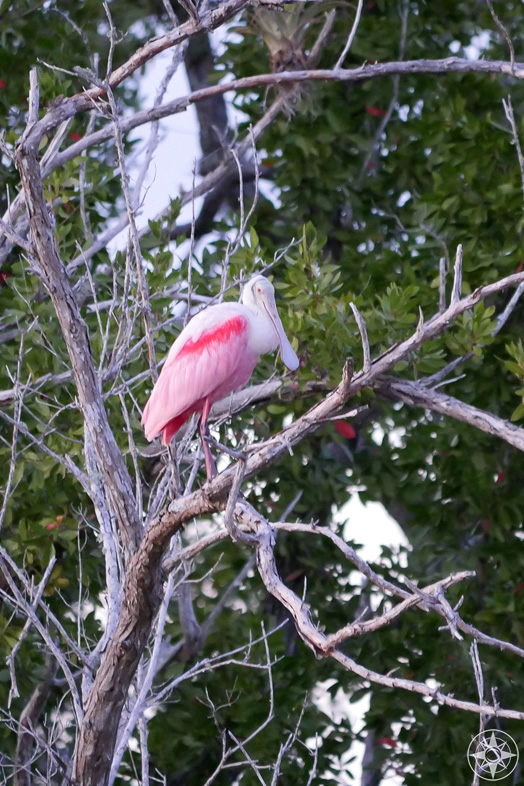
[242,275,299,371]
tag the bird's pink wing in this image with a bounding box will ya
[142,313,252,441]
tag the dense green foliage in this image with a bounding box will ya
[1,1,524,784]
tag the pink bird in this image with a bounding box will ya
[142,275,299,478]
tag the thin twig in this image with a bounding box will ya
[350,302,371,373]
[470,640,485,786]
[7,555,57,706]
[105,80,157,382]
[439,256,447,313]
[0,552,83,724]
[0,331,27,537]
[450,243,463,304]
[493,279,524,334]
[162,0,178,26]
[485,0,515,74]
[223,461,258,546]
[503,95,524,209]
[358,0,409,180]
[335,0,364,69]
[309,9,336,67]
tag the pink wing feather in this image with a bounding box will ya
[142,310,255,444]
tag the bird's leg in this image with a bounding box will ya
[199,399,217,480]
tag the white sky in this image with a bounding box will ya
[133,53,202,224]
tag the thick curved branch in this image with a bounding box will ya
[156,266,524,542]
[71,359,354,786]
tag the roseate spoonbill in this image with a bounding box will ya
[142,275,299,478]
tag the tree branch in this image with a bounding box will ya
[3,56,524,266]
[41,57,524,173]
[14,79,141,557]
[376,376,524,454]
[14,654,57,786]
[234,501,524,721]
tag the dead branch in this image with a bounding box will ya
[503,95,524,208]
[335,0,364,69]
[3,54,524,268]
[14,654,57,786]
[14,70,141,557]
[1,51,523,285]
[485,0,515,73]
[151,266,524,542]
[4,7,524,786]
[450,243,463,305]
[37,57,524,174]
[376,376,524,454]
[358,0,409,180]
[322,571,473,649]
[7,555,57,706]
[350,302,371,373]
[234,500,524,721]
[0,550,83,724]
